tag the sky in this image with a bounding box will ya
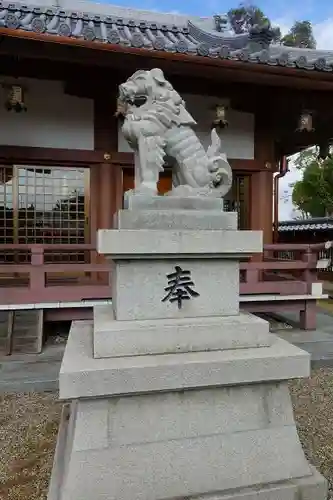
[96,0,333,41]
[98,0,333,221]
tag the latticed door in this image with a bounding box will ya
[223,174,250,230]
[0,165,90,263]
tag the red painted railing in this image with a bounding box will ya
[240,243,326,296]
[0,242,327,306]
[0,244,111,305]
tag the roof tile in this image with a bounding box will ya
[1,1,333,73]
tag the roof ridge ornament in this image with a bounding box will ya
[248,22,274,49]
[213,14,229,33]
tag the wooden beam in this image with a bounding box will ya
[0,49,309,102]
[3,40,333,123]
[0,145,272,172]
[0,145,107,165]
[119,154,277,172]
[2,30,333,91]
[1,40,332,101]
[230,159,276,171]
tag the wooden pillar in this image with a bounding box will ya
[98,163,114,229]
[252,109,275,245]
[93,90,118,230]
[93,90,118,283]
[250,170,273,245]
[89,167,99,247]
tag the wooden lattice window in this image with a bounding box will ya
[0,165,90,263]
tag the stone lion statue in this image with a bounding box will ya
[116,68,232,198]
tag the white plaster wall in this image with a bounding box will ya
[0,78,94,150]
[118,93,254,160]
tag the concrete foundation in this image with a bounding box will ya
[48,195,327,500]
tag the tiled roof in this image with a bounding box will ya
[1,1,333,72]
[279,218,333,231]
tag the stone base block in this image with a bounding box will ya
[98,228,262,259]
[115,208,238,230]
[123,192,225,211]
[93,306,273,358]
[48,323,327,500]
[111,258,240,320]
[59,321,310,400]
[192,467,328,499]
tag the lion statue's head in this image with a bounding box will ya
[118,68,177,106]
[116,68,196,127]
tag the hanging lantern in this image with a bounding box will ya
[296,111,314,132]
[212,104,228,129]
[4,84,27,113]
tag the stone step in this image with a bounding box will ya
[11,310,44,354]
[294,341,333,360]
[0,361,61,379]
[0,344,63,393]
[0,378,59,393]
[0,358,61,393]
[0,311,13,355]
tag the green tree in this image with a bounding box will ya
[291,149,333,217]
[227,4,281,42]
[281,20,316,49]
[227,4,317,48]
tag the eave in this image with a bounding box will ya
[2,27,333,93]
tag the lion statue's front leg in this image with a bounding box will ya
[134,135,166,195]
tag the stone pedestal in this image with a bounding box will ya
[48,195,327,500]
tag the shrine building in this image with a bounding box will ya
[0,0,332,350]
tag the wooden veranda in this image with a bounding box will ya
[0,241,327,330]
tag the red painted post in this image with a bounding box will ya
[300,302,317,330]
[30,245,45,297]
[300,246,318,330]
[301,246,317,293]
[246,269,260,286]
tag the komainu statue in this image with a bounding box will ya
[116,68,233,197]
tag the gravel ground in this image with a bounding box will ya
[290,368,333,499]
[0,392,61,500]
[1,369,333,499]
